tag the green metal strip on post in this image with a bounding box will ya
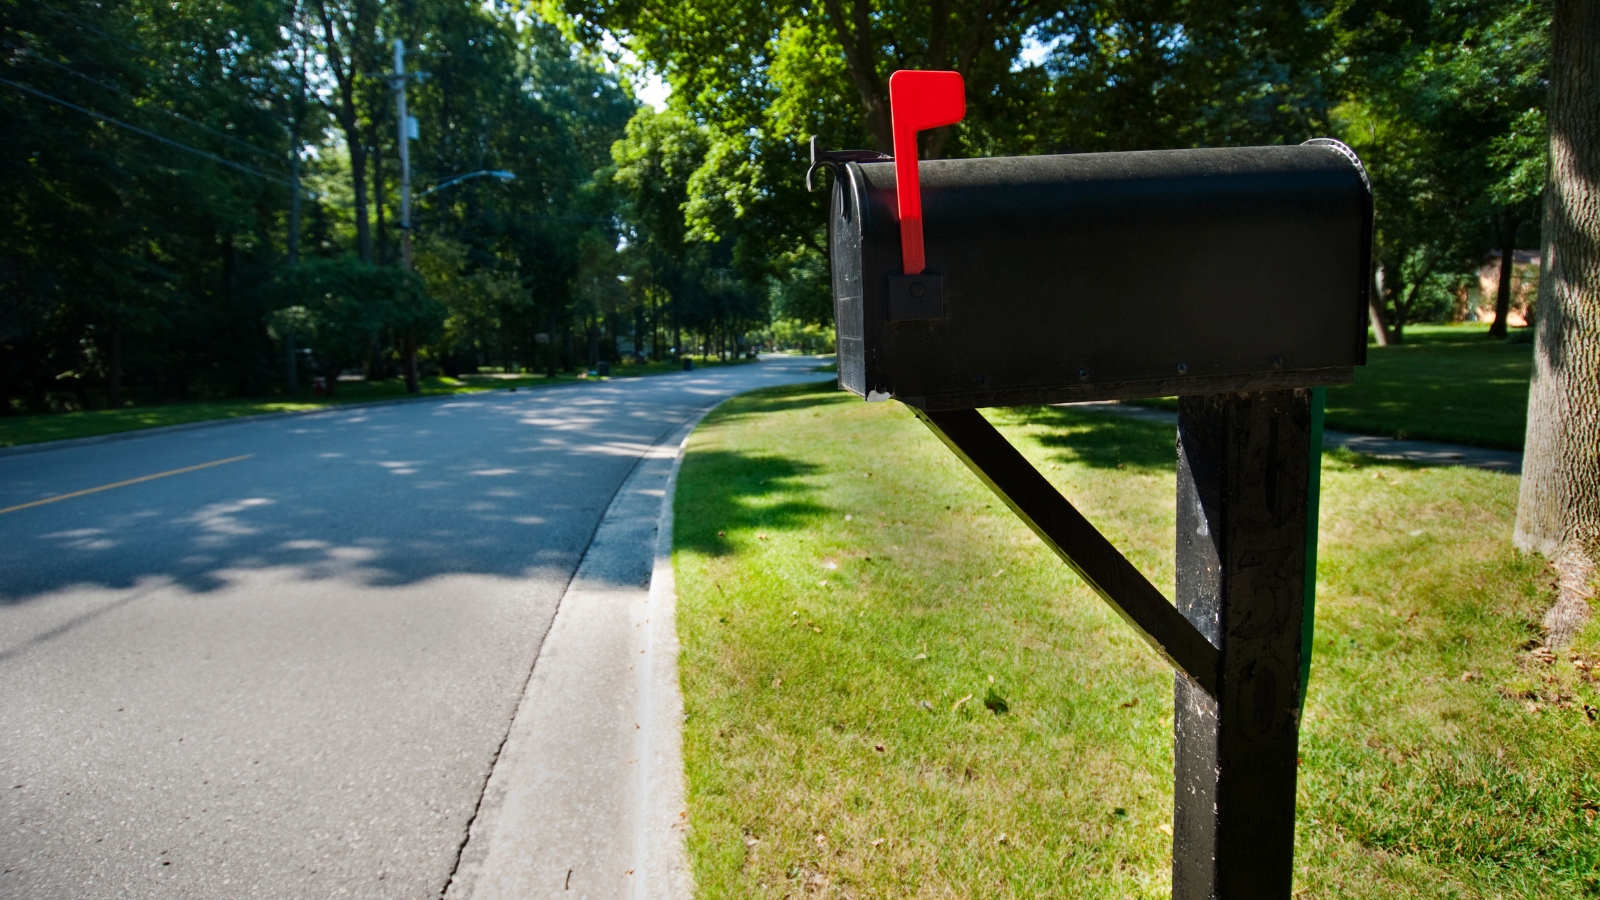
[1299,386,1325,712]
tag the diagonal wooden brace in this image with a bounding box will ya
[913,407,1220,696]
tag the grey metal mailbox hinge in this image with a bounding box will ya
[912,407,1220,696]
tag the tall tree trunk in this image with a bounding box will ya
[545,307,558,377]
[283,333,297,396]
[1490,209,1519,339]
[286,148,301,396]
[317,0,373,262]
[107,328,122,409]
[401,334,418,393]
[1515,0,1600,648]
[373,115,387,265]
[1370,266,1393,346]
[348,134,371,262]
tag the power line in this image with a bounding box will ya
[4,41,289,165]
[39,3,144,55]
[2,76,298,190]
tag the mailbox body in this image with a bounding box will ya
[829,144,1373,409]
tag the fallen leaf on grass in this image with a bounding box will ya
[1158,823,1174,836]
[1120,697,1140,709]
[717,531,726,536]
[757,534,768,540]
[870,838,884,847]
[952,694,973,711]
[984,687,1009,714]
[874,743,886,753]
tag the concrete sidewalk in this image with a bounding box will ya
[1064,402,1523,474]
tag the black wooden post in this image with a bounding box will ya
[1173,389,1315,899]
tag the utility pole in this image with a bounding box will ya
[285,146,302,395]
[384,38,424,391]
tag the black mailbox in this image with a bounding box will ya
[829,141,1373,409]
[812,72,1376,899]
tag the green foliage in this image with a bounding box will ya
[275,256,442,388]
[3,0,299,410]
[766,318,836,354]
[769,248,832,326]
[611,108,769,350]
[3,0,1560,413]
[552,0,1339,310]
[1327,0,1551,338]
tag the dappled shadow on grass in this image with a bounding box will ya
[700,380,853,424]
[996,405,1176,474]
[675,448,830,557]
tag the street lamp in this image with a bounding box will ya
[419,170,516,198]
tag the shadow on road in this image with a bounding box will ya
[0,394,704,610]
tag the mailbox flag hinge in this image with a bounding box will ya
[888,70,965,275]
[805,136,892,192]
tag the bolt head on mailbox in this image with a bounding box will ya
[823,88,1373,410]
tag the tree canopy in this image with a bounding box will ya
[2,0,1555,414]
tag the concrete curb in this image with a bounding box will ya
[444,405,712,900]
[633,413,698,900]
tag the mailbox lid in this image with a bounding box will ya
[830,143,1372,408]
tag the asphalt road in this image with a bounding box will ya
[0,358,832,899]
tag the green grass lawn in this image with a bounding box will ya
[0,356,756,448]
[1137,323,1534,450]
[672,381,1598,899]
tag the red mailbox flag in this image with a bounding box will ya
[888,70,965,275]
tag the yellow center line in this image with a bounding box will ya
[0,455,255,516]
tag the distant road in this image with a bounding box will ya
[0,357,832,899]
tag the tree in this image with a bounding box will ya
[1327,0,1550,344]
[307,0,380,262]
[1515,0,1599,648]
[276,257,442,395]
[555,0,1334,325]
